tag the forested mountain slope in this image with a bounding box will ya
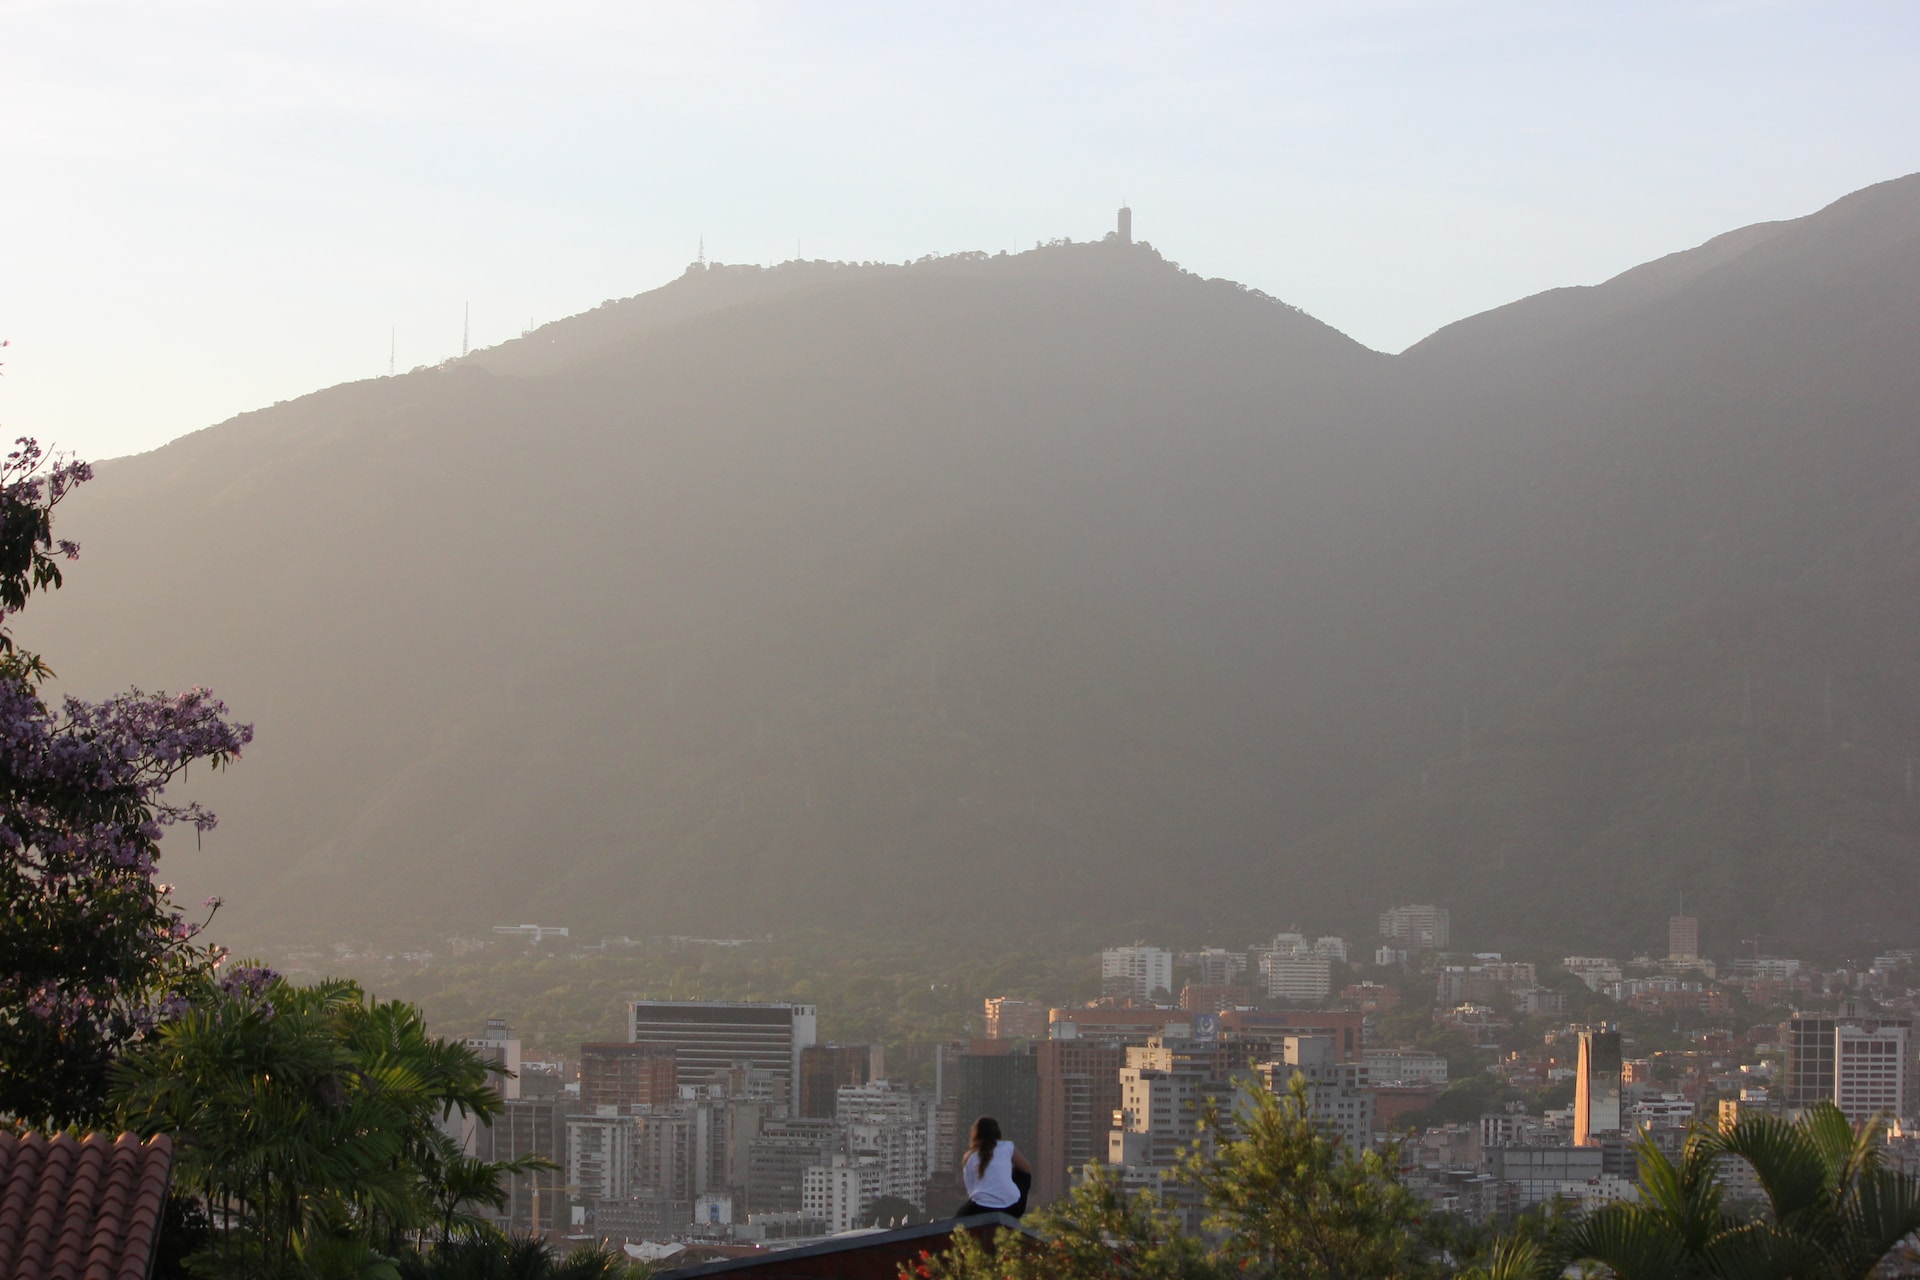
[21,176,1920,954]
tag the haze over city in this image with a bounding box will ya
[6,4,1920,1277]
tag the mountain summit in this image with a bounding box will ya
[24,178,1920,954]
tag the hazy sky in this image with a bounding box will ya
[4,0,1917,461]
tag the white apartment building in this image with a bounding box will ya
[1312,936,1349,963]
[1563,957,1623,992]
[837,1079,933,1204]
[1102,946,1174,1002]
[1836,1024,1908,1124]
[1627,1095,1696,1130]
[1378,905,1450,951]
[1265,953,1333,1003]
[800,1157,885,1234]
[1364,1050,1449,1087]
[464,1017,522,1101]
[567,1110,638,1202]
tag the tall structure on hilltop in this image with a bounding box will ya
[579,1042,678,1111]
[1102,946,1174,1003]
[627,1001,816,1112]
[1117,205,1132,246]
[1668,914,1700,962]
[465,1017,522,1101]
[1378,904,1450,951]
[1574,1027,1623,1146]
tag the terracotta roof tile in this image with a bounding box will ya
[0,1131,173,1280]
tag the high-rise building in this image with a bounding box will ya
[802,1157,885,1233]
[1668,916,1701,962]
[627,1001,817,1110]
[838,1080,933,1207]
[474,1095,583,1234]
[1378,905,1450,951]
[956,1045,1039,1164]
[1265,954,1333,1003]
[1786,1011,1917,1115]
[1834,1024,1908,1124]
[579,1042,677,1111]
[1035,1037,1127,1208]
[983,997,1048,1041]
[797,1043,880,1119]
[1574,1028,1623,1146]
[744,1118,842,1213]
[1101,947,1174,1003]
[1187,948,1248,987]
[1261,1036,1374,1151]
[567,1110,640,1202]
[465,1017,522,1100]
[1109,1039,1238,1170]
[1117,205,1132,246]
[1107,1037,1254,1228]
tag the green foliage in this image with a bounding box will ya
[395,1236,651,1280]
[913,1075,1439,1280]
[113,973,549,1280]
[1186,1075,1435,1279]
[1560,1103,1920,1280]
[913,1167,1215,1280]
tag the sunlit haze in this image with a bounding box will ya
[3,0,1917,460]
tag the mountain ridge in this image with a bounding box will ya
[18,175,1920,956]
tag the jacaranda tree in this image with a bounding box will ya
[0,436,253,1127]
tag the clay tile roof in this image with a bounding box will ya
[0,1131,174,1280]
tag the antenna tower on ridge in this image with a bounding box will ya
[462,303,469,358]
[388,327,395,376]
[698,234,706,268]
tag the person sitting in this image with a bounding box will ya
[957,1115,1032,1218]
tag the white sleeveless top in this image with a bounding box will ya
[963,1141,1020,1209]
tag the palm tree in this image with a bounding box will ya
[1560,1102,1920,1280]
[1714,1102,1920,1279]
[114,973,520,1279]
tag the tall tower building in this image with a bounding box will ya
[1574,1027,1623,1146]
[1668,915,1700,962]
[1835,1024,1908,1124]
[1034,1037,1126,1208]
[627,1000,817,1112]
[1117,205,1133,246]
